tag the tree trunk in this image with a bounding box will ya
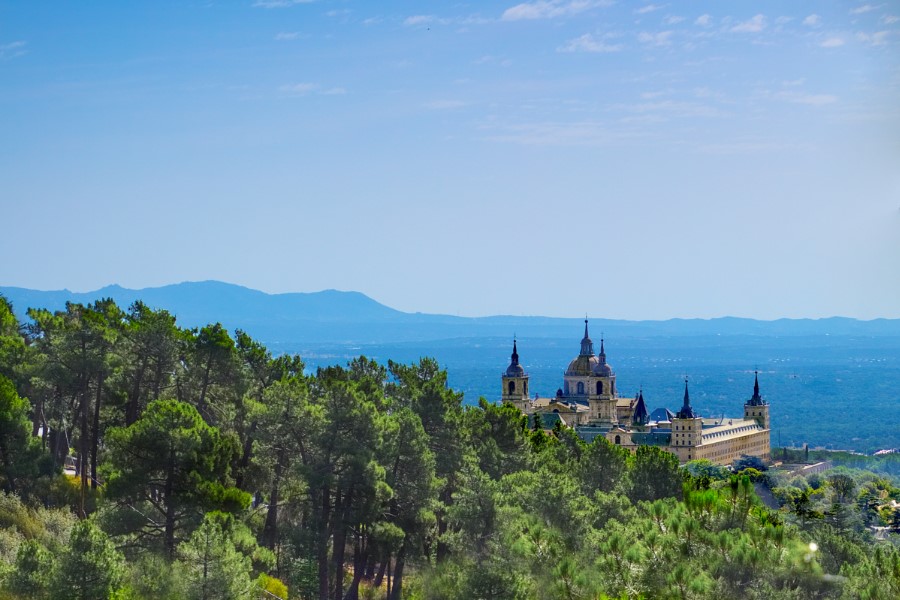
[235,420,256,489]
[262,448,284,549]
[197,359,212,421]
[331,489,347,600]
[164,452,177,557]
[373,554,387,588]
[126,358,147,426]
[90,373,104,490]
[342,533,366,600]
[318,486,331,600]
[79,377,90,517]
[388,544,406,600]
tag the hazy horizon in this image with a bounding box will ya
[2,1,898,320]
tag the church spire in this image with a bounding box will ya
[747,370,765,406]
[633,388,649,425]
[511,339,519,366]
[676,377,697,419]
[579,318,594,356]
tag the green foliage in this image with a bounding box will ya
[628,445,682,502]
[103,399,250,555]
[6,539,53,599]
[0,376,45,496]
[51,520,124,600]
[178,513,256,600]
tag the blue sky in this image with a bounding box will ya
[1,1,898,319]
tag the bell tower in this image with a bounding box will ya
[744,371,770,430]
[501,339,530,412]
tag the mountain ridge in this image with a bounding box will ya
[2,281,899,344]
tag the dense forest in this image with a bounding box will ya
[0,295,898,599]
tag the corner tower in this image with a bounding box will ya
[744,371,770,430]
[502,339,530,412]
[671,378,703,462]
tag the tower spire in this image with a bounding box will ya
[579,317,594,356]
[747,370,764,406]
[676,377,697,419]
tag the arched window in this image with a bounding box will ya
[524,381,528,395]
[614,435,621,445]
[564,382,569,395]
[597,381,603,395]
[577,382,584,395]
[508,381,515,395]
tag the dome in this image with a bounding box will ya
[593,362,613,377]
[566,355,599,376]
[506,363,525,377]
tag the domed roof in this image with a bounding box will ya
[593,362,612,377]
[592,338,613,376]
[566,355,599,376]
[505,339,526,377]
[506,363,525,377]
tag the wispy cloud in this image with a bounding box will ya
[850,4,882,15]
[731,14,767,33]
[404,15,437,26]
[637,30,673,46]
[253,0,314,8]
[274,32,302,40]
[777,91,838,106]
[856,30,890,45]
[501,1,609,22]
[695,14,712,27]
[425,99,467,110]
[0,40,26,60]
[635,4,665,15]
[664,15,685,25]
[820,37,845,48]
[558,33,623,53]
[479,120,631,146]
[279,82,345,96]
[803,14,821,27]
[883,15,899,24]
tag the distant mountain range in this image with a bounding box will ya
[2,281,899,344]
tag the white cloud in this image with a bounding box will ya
[820,37,845,47]
[664,16,685,25]
[850,4,881,15]
[425,100,467,109]
[803,14,821,27]
[279,83,345,96]
[637,30,673,46]
[274,31,301,40]
[635,4,665,15]
[775,16,793,26]
[362,17,382,26]
[731,14,767,33]
[253,0,314,8]
[695,14,712,27]
[404,15,436,26]
[778,91,838,106]
[279,83,318,95]
[883,15,899,24]
[0,40,26,60]
[558,33,623,52]
[501,1,608,22]
[856,30,889,45]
